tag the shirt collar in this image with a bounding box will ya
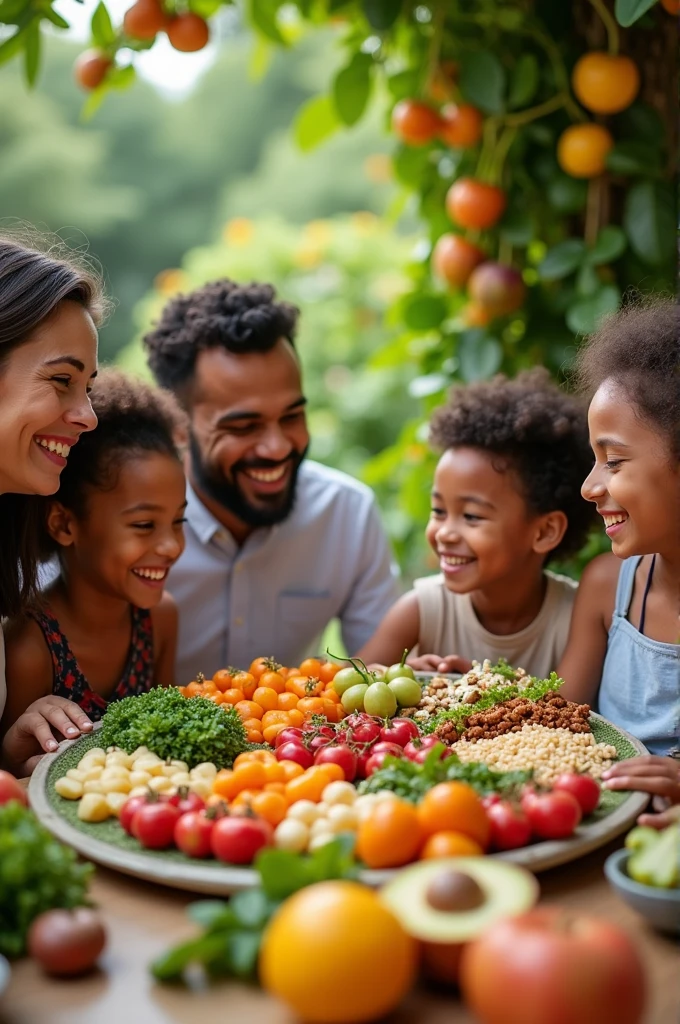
[185,481,279,552]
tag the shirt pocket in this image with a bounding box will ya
[277,591,334,631]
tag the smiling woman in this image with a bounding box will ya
[0,232,106,735]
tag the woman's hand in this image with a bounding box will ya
[407,653,473,675]
[602,755,680,829]
[2,696,93,776]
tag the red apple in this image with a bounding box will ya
[460,907,646,1024]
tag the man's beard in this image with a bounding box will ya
[188,433,308,528]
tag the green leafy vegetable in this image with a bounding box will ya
[98,686,249,769]
[0,802,93,957]
[150,835,357,983]
[358,744,532,803]
[424,671,563,736]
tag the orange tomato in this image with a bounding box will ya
[420,830,483,859]
[253,687,279,712]
[242,717,263,733]
[202,679,217,693]
[261,710,291,730]
[318,661,340,684]
[233,750,276,767]
[246,728,264,744]
[263,723,290,745]
[314,763,345,784]
[278,759,305,782]
[207,693,223,704]
[571,52,640,115]
[557,123,613,179]
[417,782,490,848]
[235,700,263,721]
[221,688,245,705]
[260,671,286,694]
[249,656,281,680]
[184,682,203,697]
[213,769,241,800]
[355,798,424,868]
[231,671,257,699]
[299,657,323,678]
[287,709,304,728]
[262,761,285,784]
[285,675,311,698]
[232,760,268,791]
[251,790,288,826]
[445,178,506,230]
[298,697,325,717]
[285,770,329,804]
[277,691,299,712]
[231,788,261,809]
[264,782,287,798]
[439,103,483,148]
[213,668,235,692]
[321,687,340,704]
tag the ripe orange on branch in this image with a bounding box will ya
[167,12,210,52]
[123,0,168,41]
[74,50,112,90]
[446,178,506,230]
[572,52,640,115]
[439,104,483,148]
[391,99,442,145]
[432,234,485,288]
[557,123,614,179]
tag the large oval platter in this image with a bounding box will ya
[29,714,649,894]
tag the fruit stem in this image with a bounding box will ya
[488,125,517,185]
[584,175,603,246]
[503,92,567,127]
[423,2,446,99]
[587,0,620,55]
[325,648,372,684]
[399,648,408,670]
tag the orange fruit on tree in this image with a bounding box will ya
[74,50,112,91]
[391,99,443,145]
[260,881,417,1024]
[123,0,168,41]
[355,797,424,868]
[446,178,507,230]
[167,12,210,52]
[417,782,490,848]
[467,261,526,317]
[432,233,486,288]
[439,103,483,148]
[660,0,680,12]
[572,52,640,115]
[557,123,614,178]
[420,830,484,859]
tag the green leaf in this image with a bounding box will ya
[247,0,285,45]
[293,94,340,152]
[362,0,401,30]
[575,264,600,298]
[41,7,70,28]
[623,180,676,267]
[606,141,662,176]
[508,53,539,109]
[306,833,357,882]
[187,900,236,930]
[392,145,429,187]
[538,239,586,281]
[387,69,420,101]
[499,210,533,247]
[614,0,656,27]
[189,0,223,15]
[408,372,449,398]
[459,50,506,114]
[150,932,227,981]
[402,293,448,331]
[586,226,627,266]
[256,848,313,900]
[107,63,135,90]
[458,331,503,381]
[225,930,261,977]
[22,18,39,86]
[0,0,30,23]
[230,888,276,929]
[546,175,588,214]
[332,52,372,127]
[90,2,115,47]
[0,27,26,66]
[566,285,621,334]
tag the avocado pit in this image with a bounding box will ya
[426,870,486,913]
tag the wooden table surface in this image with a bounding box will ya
[2,839,678,1024]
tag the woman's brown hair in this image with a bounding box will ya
[0,231,108,618]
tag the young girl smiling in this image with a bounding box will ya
[1,369,187,773]
[358,369,596,678]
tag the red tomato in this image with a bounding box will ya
[355,748,375,780]
[274,727,305,748]
[379,719,420,747]
[308,734,334,756]
[275,742,314,770]
[348,719,382,745]
[132,801,181,849]
[211,815,273,865]
[166,789,205,816]
[521,789,582,840]
[0,770,28,807]
[403,735,442,761]
[302,723,336,739]
[120,793,153,836]
[314,744,358,782]
[460,907,646,1024]
[486,800,532,851]
[365,744,404,775]
[552,773,601,816]
[28,908,106,976]
[174,810,215,858]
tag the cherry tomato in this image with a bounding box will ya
[274,727,305,748]
[132,801,181,849]
[314,744,357,782]
[403,735,443,761]
[486,800,532,851]
[379,719,420,747]
[365,744,404,775]
[348,720,382,745]
[0,770,28,807]
[165,788,206,816]
[308,733,334,756]
[174,809,215,858]
[521,790,582,841]
[552,773,601,816]
[371,741,406,758]
[275,741,314,769]
[211,815,273,864]
[302,722,336,739]
[28,908,106,976]
[120,793,153,836]
[355,748,375,780]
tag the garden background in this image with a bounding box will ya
[1,0,677,589]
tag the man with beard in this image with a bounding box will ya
[143,279,400,683]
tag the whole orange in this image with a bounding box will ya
[355,797,423,868]
[123,0,168,41]
[167,12,210,52]
[260,881,417,1023]
[572,52,640,115]
[73,50,111,90]
[446,178,506,230]
[417,782,490,848]
[557,123,614,179]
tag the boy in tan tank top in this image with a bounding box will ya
[357,369,596,678]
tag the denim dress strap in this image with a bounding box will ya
[613,555,642,619]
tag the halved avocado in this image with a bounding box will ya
[379,857,539,985]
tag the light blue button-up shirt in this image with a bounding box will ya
[167,461,400,684]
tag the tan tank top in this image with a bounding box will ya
[413,571,577,679]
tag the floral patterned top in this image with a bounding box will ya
[28,604,154,721]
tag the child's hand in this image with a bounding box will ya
[407,653,473,675]
[2,697,94,776]
[602,755,680,829]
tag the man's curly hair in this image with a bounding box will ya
[575,298,679,461]
[143,279,300,400]
[429,368,596,561]
[42,368,186,551]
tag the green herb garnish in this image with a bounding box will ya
[0,802,93,957]
[424,671,563,735]
[98,686,249,769]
